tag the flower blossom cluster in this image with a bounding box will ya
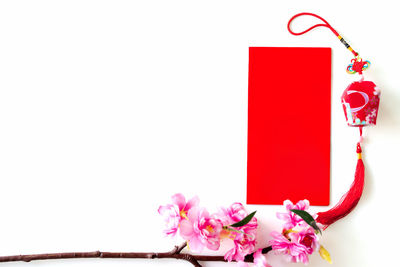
[269,200,320,264]
[159,193,270,267]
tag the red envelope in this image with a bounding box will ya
[247,47,331,206]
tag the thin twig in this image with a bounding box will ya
[0,244,273,267]
[175,241,188,254]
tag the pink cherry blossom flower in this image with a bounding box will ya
[179,207,223,252]
[171,193,200,219]
[224,235,256,262]
[276,199,310,230]
[220,203,258,262]
[270,199,322,264]
[158,193,199,237]
[269,231,310,264]
[219,203,251,225]
[236,249,271,267]
[293,227,319,255]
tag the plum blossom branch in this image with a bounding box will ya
[0,196,330,267]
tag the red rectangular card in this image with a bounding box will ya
[247,47,331,206]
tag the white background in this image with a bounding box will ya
[0,1,399,267]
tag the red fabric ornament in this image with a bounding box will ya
[342,80,381,127]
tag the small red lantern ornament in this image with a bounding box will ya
[342,80,381,127]
[288,13,381,229]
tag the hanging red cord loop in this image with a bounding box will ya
[287,12,339,36]
[287,12,359,57]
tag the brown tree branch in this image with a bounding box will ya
[0,244,273,267]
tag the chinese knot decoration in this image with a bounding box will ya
[288,12,381,228]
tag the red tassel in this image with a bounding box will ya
[316,142,365,229]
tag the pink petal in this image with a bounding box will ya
[237,261,249,267]
[164,227,178,236]
[171,193,186,210]
[295,199,309,210]
[179,219,194,239]
[224,247,236,262]
[298,253,309,264]
[185,195,200,211]
[283,200,294,211]
[187,206,200,222]
[158,204,169,215]
[254,249,270,267]
[206,239,220,251]
[187,235,204,253]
